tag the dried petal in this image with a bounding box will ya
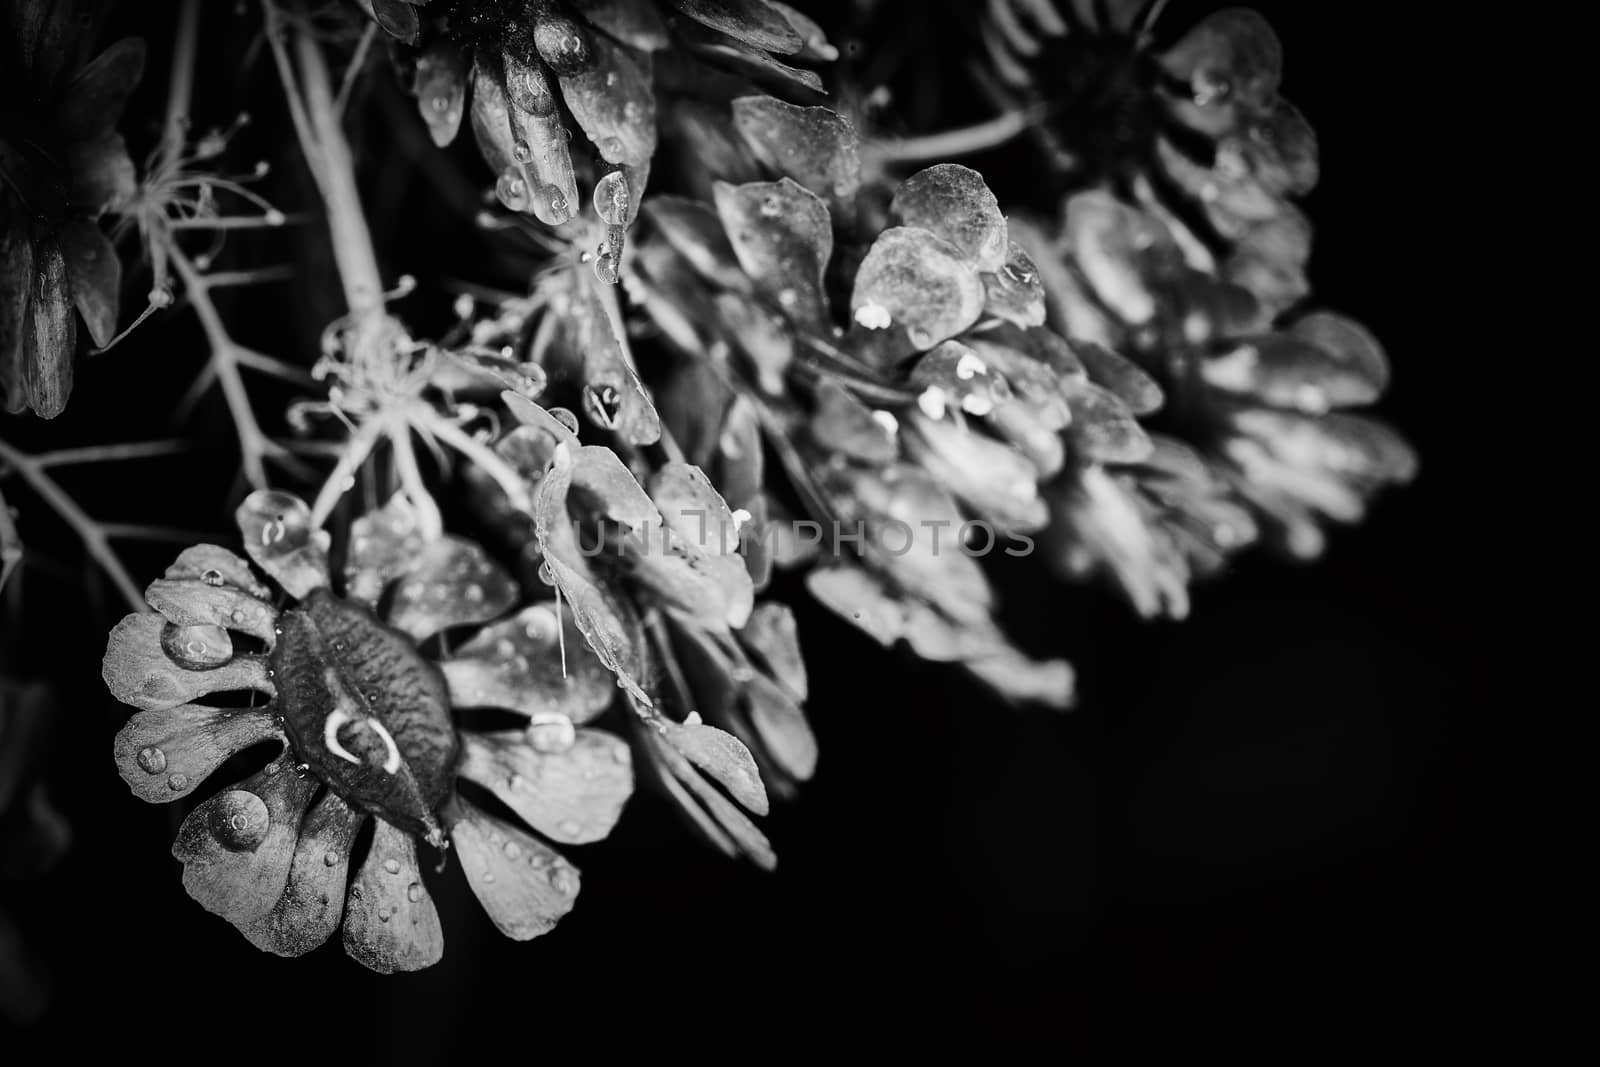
[172,759,316,928]
[343,819,444,973]
[386,537,517,643]
[103,613,273,712]
[713,177,833,327]
[113,704,281,802]
[441,602,616,723]
[890,164,1008,272]
[235,490,329,599]
[22,237,73,418]
[731,96,860,212]
[241,792,365,958]
[851,227,985,351]
[459,728,633,844]
[449,796,581,940]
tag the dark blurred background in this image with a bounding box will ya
[1,0,1504,1055]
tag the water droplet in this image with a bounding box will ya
[209,790,270,852]
[907,327,934,350]
[592,248,620,285]
[550,407,581,435]
[407,882,424,902]
[378,907,392,923]
[168,773,190,791]
[502,839,523,860]
[383,858,402,875]
[507,773,527,793]
[323,850,340,867]
[512,139,533,163]
[136,746,167,774]
[583,383,623,428]
[161,622,234,670]
[261,518,286,545]
[527,712,576,753]
[431,94,450,113]
[557,819,582,839]
[549,865,578,895]
[464,583,485,603]
[592,171,630,227]
[495,170,530,212]
[200,568,225,587]
[598,135,625,160]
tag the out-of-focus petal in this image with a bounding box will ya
[731,96,860,213]
[1160,7,1282,113]
[904,413,1046,533]
[57,218,118,348]
[713,177,833,328]
[1072,340,1163,414]
[459,728,633,844]
[103,613,273,712]
[172,760,317,928]
[412,42,468,148]
[808,380,899,465]
[343,819,444,973]
[1064,382,1154,463]
[981,240,1047,327]
[344,494,427,608]
[738,604,806,702]
[669,0,804,54]
[385,537,518,643]
[235,490,330,599]
[64,130,136,216]
[570,0,671,51]
[644,195,749,292]
[448,795,581,940]
[890,164,1008,272]
[743,671,816,781]
[241,791,365,957]
[54,37,143,142]
[1,223,35,412]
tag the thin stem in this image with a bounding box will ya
[289,16,386,326]
[308,415,387,529]
[32,441,189,468]
[160,0,201,169]
[0,441,146,614]
[165,215,303,231]
[0,485,20,598]
[166,242,276,487]
[334,21,379,118]
[390,427,444,540]
[869,105,1046,163]
[415,410,531,513]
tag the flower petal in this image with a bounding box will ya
[357,0,418,42]
[441,603,616,723]
[1161,7,1282,114]
[890,164,1008,272]
[22,237,74,418]
[713,177,833,328]
[657,719,768,816]
[103,613,273,712]
[669,0,804,54]
[644,195,749,292]
[64,130,137,216]
[241,791,366,957]
[534,444,652,705]
[767,1,836,60]
[731,96,860,213]
[1287,311,1388,400]
[1072,341,1164,415]
[903,413,1046,533]
[569,0,671,51]
[459,728,633,844]
[850,227,986,352]
[1203,332,1382,413]
[235,490,330,599]
[981,240,1047,327]
[645,461,755,628]
[385,537,518,643]
[737,602,806,702]
[1064,382,1154,464]
[163,544,271,598]
[804,565,905,647]
[640,724,775,869]
[808,380,899,464]
[55,37,144,142]
[412,42,468,148]
[113,704,282,802]
[448,796,581,940]
[743,671,816,781]
[57,219,118,349]
[343,818,444,972]
[172,759,316,928]
[560,287,661,445]
[344,493,427,608]
[553,35,657,169]
[142,579,277,647]
[473,56,578,226]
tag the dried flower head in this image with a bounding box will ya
[103,490,633,970]
[1,1,142,416]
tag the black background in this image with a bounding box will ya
[2,0,1507,1056]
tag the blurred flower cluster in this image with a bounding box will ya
[0,0,1413,977]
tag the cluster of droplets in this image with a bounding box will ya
[590,170,630,285]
